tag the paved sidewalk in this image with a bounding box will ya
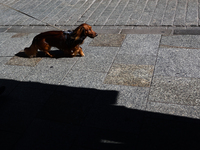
[0,0,200,27]
[1,0,200,150]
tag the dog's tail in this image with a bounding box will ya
[24,36,38,57]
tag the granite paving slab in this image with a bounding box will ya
[97,84,149,109]
[11,33,30,38]
[89,34,126,47]
[118,34,161,56]
[154,47,200,78]
[149,76,200,106]
[0,32,15,45]
[25,57,77,85]
[160,35,200,49]
[121,28,172,36]
[60,70,106,89]
[72,47,119,72]
[0,33,35,56]
[104,63,154,87]
[6,55,42,67]
[0,57,34,81]
[0,27,7,32]
[114,53,157,65]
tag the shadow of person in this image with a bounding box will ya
[0,78,200,150]
[0,86,5,95]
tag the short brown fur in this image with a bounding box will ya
[24,23,97,58]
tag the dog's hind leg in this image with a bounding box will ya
[39,39,53,58]
[24,44,38,58]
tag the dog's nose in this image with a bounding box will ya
[96,33,98,36]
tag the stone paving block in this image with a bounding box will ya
[75,0,102,25]
[150,0,167,26]
[57,0,86,25]
[127,0,146,25]
[0,0,26,25]
[162,0,177,26]
[105,0,128,26]
[154,47,200,78]
[137,0,157,26]
[39,0,66,25]
[0,57,33,81]
[94,0,119,25]
[121,28,172,35]
[0,33,35,56]
[13,0,42,25]
[60,70,106,89]
[11,33,30,38]
[104,63,154,87]
[149,76,200,106]
[118,34,161,56]
[26,0,58,25]
[52,0,79,25]
[64,0,95,26]
[6,55,42,67]
[0,33,15,45]
[114,53,157,65]
[186,0,198,26]
[72,47,119,72]
[14,119,80,150]
[25,57,77,85]
[89,33,126,47]
[0,27,7,32]
[94,29,120,34]
[94,84,149,109]
[173,0,187,26]
[160,35,200,49]
[115,0,138,26]
[86,0,112,25]
[3,0,32,25]
[146,101,200,119]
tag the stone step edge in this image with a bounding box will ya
[1,26,200,35]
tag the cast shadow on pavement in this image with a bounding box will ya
[0,79,200,150]
[15,50,82,58]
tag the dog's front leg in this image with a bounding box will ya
[78,47,85,56]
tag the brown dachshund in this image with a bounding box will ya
[24,23,97,58]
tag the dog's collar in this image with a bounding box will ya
[63,30,72,39]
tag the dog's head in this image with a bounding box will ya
[73,23,98,41]
[81,23,98,38]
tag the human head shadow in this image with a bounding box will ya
[0,78,200,149]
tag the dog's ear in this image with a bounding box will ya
[75,26,85,41]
